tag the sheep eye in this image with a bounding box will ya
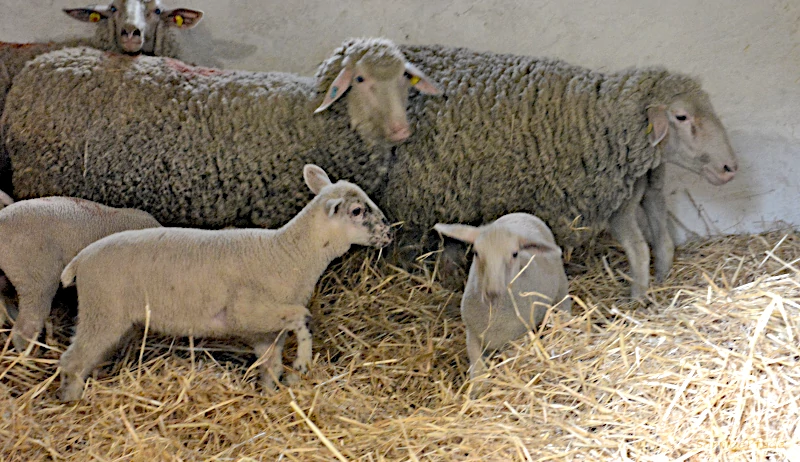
[351,206,362,217]
[512,251,519,259]
[154,8,162,15]
[109,6,117,12]
[675,114,688,122]
[355,76,365,83]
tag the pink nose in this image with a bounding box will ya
[719,161,738,183]
[387,122,411,142]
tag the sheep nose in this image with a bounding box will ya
[387,122,411,143]
[120,26,141,38]
[483,290,502,306]
[723,162,737,173]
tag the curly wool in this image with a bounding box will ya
[314,37,407,97]
[385,44,706,249]
[3,46,391,228]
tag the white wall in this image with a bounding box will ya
[2,0,798,241]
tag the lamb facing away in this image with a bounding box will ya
[0,197,161,351]
[435,213,570,390]
[2,38,440,228]
[387,44,738,298]
[57,164,393,402]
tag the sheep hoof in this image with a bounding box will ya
[57,382,84,403]
[654,268,669,284]
[11,331,32,354]
[283,371,301,386]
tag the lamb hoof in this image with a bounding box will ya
[57,382,84,403]
[283,371,301,386]
[11,330,32,353]
[654,268,670,284]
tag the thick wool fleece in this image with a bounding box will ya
[3,44,393,228]
[386,44,706,249]
[0,30,183,193]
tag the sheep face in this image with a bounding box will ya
[314,41,442,146]
[303,164,393,249]
[64,0,203,55]
[434,223,561,306]
[647,93,738,186]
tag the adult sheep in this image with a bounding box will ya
[1,38,441,228]
[0,0,203,192]
[387,44,738,298]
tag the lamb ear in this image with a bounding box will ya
[64,6,111,23]
[404,63,443,96]
[646,105,669,147]
[161,8,204,29]
[520,238,562,256]
[325,198,343,217]
[303,164,332,194]
[314,67,354,114]
[433,223,481,244]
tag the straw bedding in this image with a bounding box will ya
[1,230,799,461]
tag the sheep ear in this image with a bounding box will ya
[314,67,354,114]
[646,105,669,147]
[64,6,111,23]
[434,223,480,244]
[520,238,562,256]
[404,63,442,96]
[0,190,13,207]
[161,8,204,29]
[325,198,343,217]
[304,164,333,194]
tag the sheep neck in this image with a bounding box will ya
[268,199,349,299]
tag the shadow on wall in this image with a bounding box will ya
[666,129,796,243]
[178,22,258,69]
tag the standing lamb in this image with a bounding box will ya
[0,197,161,351]
[57,164,393,402]
[0,1,203,194]
[2,38,441,228]
[387,44,738,298]
[435,213,570,388]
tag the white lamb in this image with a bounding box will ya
[435,213,571,388]
[57,164,393,402]
[0,197,161,351]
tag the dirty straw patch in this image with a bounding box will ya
[2,231,800,461]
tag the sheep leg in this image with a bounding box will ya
[465,329,488,398]
[251,332,286,391]
[642,165,674,283]
[609,178,650,300]
[11,281,59,352]
[240,305,312,387]
[57,318,130,402]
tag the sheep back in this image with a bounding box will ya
[3,47,390,228]
[390,44,702,249]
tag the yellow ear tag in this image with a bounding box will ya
[174,14,184,26]
[646,122,653,135]
[409,75,421,86]
[89,12,101,22]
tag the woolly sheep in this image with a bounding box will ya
[63,0,204,56]
[0,1,203,192]
[0,197,161,352]
[435,213,570,386]
[386,44,738,298]
[2,38,441,227]
[56,164,393,402]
